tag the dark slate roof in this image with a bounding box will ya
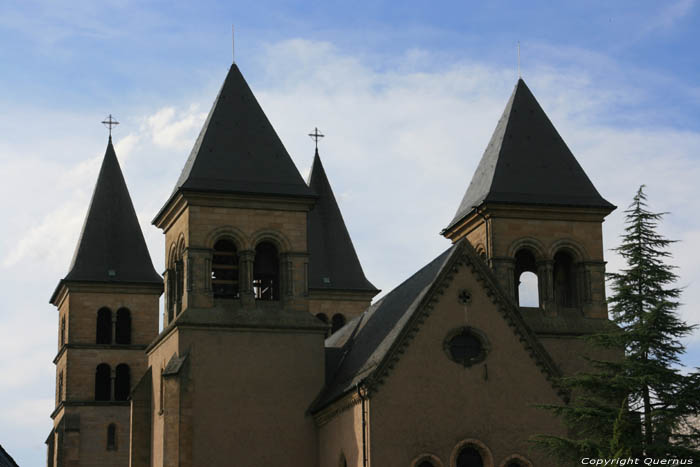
[307,150,378,293]
[313,239,566,411]
[168,64,314,200]
[315,244,458,407]
[446,78,614,231]
[0,444,19,467]
[54,139,161,295]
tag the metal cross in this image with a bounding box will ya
[101,114,120,137]
[308,127,324,151]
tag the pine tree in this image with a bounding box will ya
[533,186,700,462]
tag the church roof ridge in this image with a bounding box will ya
[51,138,162,303]
[445,78,614,232]
[154,64,314,223]
[307,150,379,293]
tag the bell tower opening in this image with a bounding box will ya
[212,238,239,299]
[514,249,539,308]
[553,250,577,308]
[254,242,280,301]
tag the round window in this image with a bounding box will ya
[444,327,488,367]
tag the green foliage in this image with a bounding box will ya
[532,186,700,463]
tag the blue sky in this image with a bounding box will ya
[1,1,700,465]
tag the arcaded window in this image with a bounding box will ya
[106,423,117,450]
[57,371,63,403]
[60,316,66,346]
[212,239,239,299]
[514,249,539,307]
[115,308,131,344]
[331,314,346,334]
[253,242,279,301]
[175,259,184,313]
[316,313,329,324]
[114,364,130,401]
[456,446,483,467]
[167,262,176,323]
[95,364,111,401]
[553,250,577,307]
[96,308,112,344]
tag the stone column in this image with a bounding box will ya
[239,250,256,306]
[280,253,294,298]
[491,257,516,302]
[537,259,554,313]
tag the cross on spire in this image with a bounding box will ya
[308,127,324,152]
[101,114,119,138]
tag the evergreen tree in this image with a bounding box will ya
[533,186,700,462]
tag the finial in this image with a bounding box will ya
[517,41,521,78]
[232,24,235,64]
[308,127,325,152]
[101,114,119,138]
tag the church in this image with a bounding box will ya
[46,60,617,467]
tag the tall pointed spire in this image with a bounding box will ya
[445,78,614,231]
[53,139,161,300]
[307,150,378,292]
[170,64,313,199]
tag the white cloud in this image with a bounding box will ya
[2,37,700,466]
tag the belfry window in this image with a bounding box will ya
[106,423,117,450]
[96,308,112,344]
[514,249,539,307]
[456,445,484,467]
[115,308,131,344]
[95,364,111,401]
[253,242,279,301]
[57,371,64,403]
[212,239,239,299]
[553,250,577,307]
[114,364,130,401]
[60,316,66,346]
[331,314,346,334]
[175,259,184,313]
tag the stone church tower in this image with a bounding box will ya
[46,62,618,467]
[442,79,615,376]
[47,138,163,467]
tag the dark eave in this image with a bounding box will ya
[154,63,314,225]
[307,150,379,294]
[51,138,162,304]
[445,78,615,232]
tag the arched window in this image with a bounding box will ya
[115,308,131,345]
[315,313,329,324]
[212,239,239,299]
[57,371,64,403]
[167,267,175,323]
[514,249,539,307]
[114,364,130,401]
[253,242,279,301]
[95,364,111,401]
[553,250,577,307]
[106,423,117,450]
[331,314,346,334]
[60,316,66,346]
[175,258,184,314]
[96,308,112,344]
[456,445,483,467]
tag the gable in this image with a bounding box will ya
[368,252,567,465]
[313,240,566,415]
